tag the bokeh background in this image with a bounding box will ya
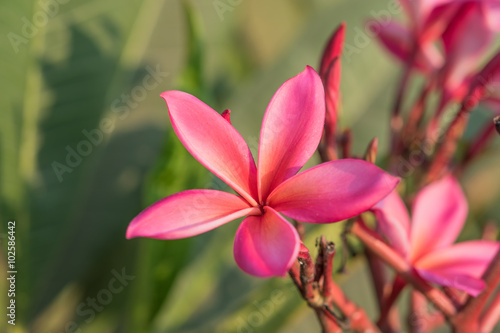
[1,0,499,332]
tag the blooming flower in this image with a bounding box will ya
[375,0,500,104]
[127,66,399,277]
[372,175,499,296]
[437,1,499,108]
[372,0,454,74]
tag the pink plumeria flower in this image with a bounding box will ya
[436,1,500,110]
[372,175,499,296]
[374,0,499,83]
[126,66,399,277]
[372,0,457,74]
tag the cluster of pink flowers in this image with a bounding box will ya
[127,0,500,331]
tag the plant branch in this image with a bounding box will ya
[400,81,433,153]
[391,48,416,152]
[366,249,401,332]
[452,248,500,332]
[289,239,380,333]
[408,291,445,333]
[378,275,406,327]
[480,290,500,333]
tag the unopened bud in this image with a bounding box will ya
[319,22,345,78]
[494,116,500,135]
[221,109,231,124]
[299,242,309,257]
[364,137,378,164]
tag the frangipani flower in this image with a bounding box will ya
[127,66,399,277]
[372,0,456,74]
[437,1,500,108]
[372,175,499,296]
[374,1,500,82]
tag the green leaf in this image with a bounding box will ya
[0,0,172,330]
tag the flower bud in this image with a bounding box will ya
[364,137,379,164]
[221,109,231,124]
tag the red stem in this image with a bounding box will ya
[318,237,380,332]
[452,248,500,332]
[480,291,500,333]
[290,251,341,333]
[409,291,445,333]
[289,260,302,290]
[391,48,416,152]
[290,239,381,332]
[400,81,433,151]
[426,102,470,184]
[366,250,401,332]
[299,245,317,303]
[378,275,406,327]
[462,122,496,165]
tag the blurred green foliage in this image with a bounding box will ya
[1,0,499,332]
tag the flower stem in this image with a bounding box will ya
[391,49,416,152]
[377,275,406,327]
[408,291,445,333]
[480,290,500,332]
[366,249,401,332]
[400,81,432,152]
[426,103,470,184]
[289,240,380,333]
[452,248,500,332]
[460,122,497,167]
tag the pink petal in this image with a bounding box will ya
[372,20,413,63]
[398,0,416,21]
[319,22,345,79]
[421,2,461,43]
[484,0,500,32]
[418,43,444,73]
[161,91,258,205]
[418,0,456,23]
[442,3,494,92]
[257,66,325,201]
[233,207,300,277]
[415,241,500,278]
[126,190,256,239]
[410,175,468,261]
[267,159,400,223]
[416,268,485,296]
[372,189,411,258]
[371,20,442,73]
